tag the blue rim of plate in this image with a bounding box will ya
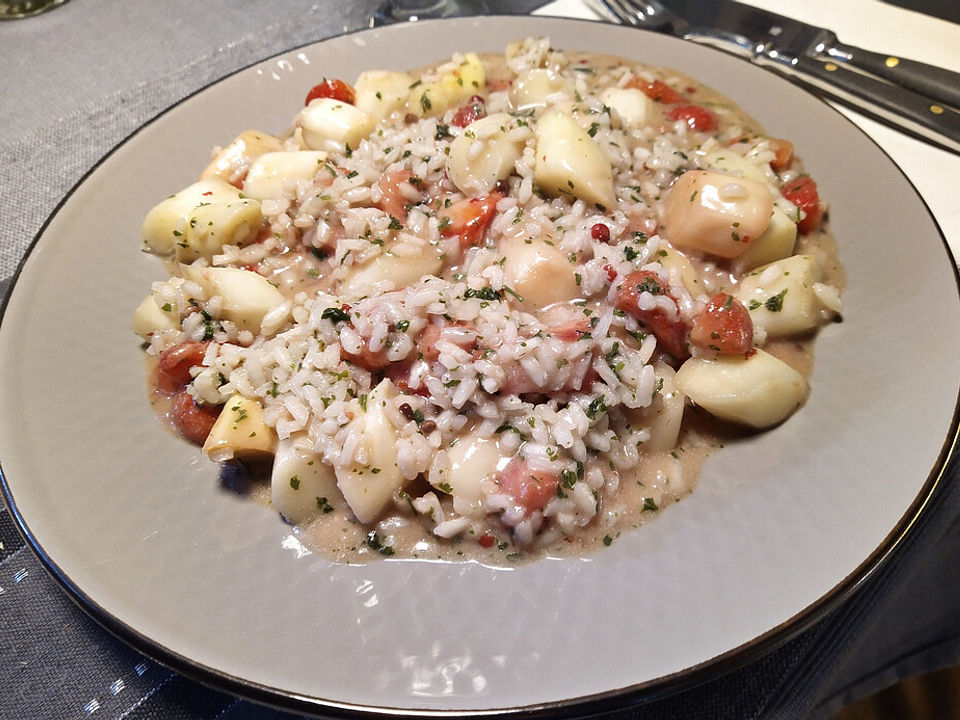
[1,14,958,719]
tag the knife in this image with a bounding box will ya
[590,0,960,155]
[662,0,960,111]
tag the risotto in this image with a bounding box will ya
[132,38,842,563]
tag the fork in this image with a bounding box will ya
[586,0,688,33]
[584,0,757,57]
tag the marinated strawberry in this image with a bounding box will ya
[305,78,356,106]
[614,271,689,359]
[690,294,753,354]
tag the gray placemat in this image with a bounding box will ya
[2,2,959,718]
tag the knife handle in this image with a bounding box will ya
[757,52,960,156]
[832,42,960,112]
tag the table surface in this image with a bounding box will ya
[1,1,959,719]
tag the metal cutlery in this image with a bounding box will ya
[587,0,960,155]
[665,0,960,110]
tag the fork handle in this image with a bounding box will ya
[756,51,960,155]
[831,42,960,111]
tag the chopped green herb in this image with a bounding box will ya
[764,289,788,312]
[321,307,350,324]
[316,496,334,513]
[464,286,502,301]
[365,530,395,556]
[502,286,524,303]
[604,342,620,366]
[635,276,663,295]
[586,395,608,420]
[652,377,664,396]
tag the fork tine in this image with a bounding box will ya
[606,0,645,26]
[584,0,627,24]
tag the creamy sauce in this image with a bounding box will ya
[289,436,715,566]
[148,344,716,566]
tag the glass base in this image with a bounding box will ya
[0,0,69,19]
[371,0,491,26]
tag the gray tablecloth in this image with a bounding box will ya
[2,1,959,718]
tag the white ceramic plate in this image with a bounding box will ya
[2,16,958,717]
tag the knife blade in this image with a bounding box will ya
[660,0,960,110]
